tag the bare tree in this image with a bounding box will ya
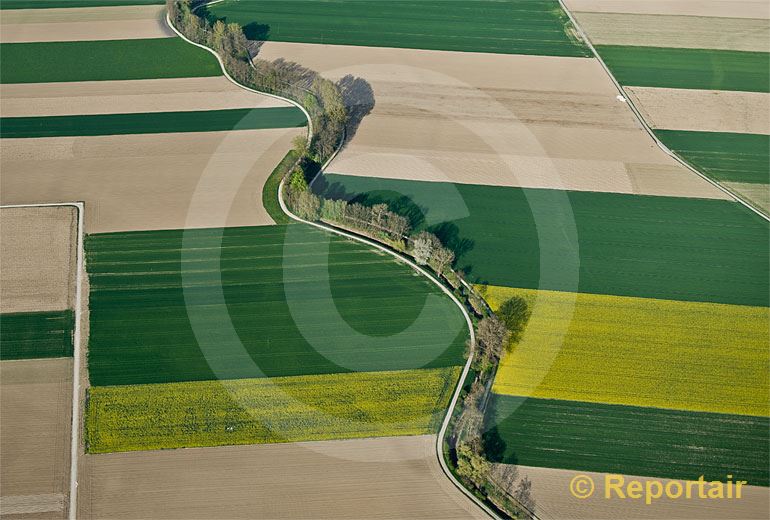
[433,246,455,276]
[411,232,434,265]
[476,315,510,362]
[513,476,536,519]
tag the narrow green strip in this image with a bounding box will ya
[0,38,221,84]
[485,395,770,487]
[597,45,770,92]
[1,107,307,138]
[1,0,164,8]
[0,310,74,360]
[655,130,770,185]
[262,149,300,224]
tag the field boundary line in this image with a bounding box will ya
[166,7,497,518]
[0,201,85,520]
[559,1,769,222]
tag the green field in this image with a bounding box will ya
[206,0,590,57]
[597,45,770,92]
[86,224,467,386]
[0,0,163,7]
[1,107,306,139]
[317,175,770,306]
[655,130,769,185]
[485,395,770,486]
[86,367,459,453]
[0,310,74,360]
[0,38,220,84]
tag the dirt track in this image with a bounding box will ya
[0,128,301,233]
[257,41,727,199]
[573,12,770,52]
[0,5,172,43]
[0,358,72,518]
[520,465,770,520]
[77,435,485,519]
[626,87,770,134]
[0,77,290,117]
[0,206,76,314]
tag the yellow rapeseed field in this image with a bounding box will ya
[85,367,460,453]
[478,285,769,417]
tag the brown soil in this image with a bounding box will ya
[0,206,76,314]
[0,77,290,117]
[77,435,486,519]
[0,5,172,43]
[626,87,770,134]
[0,128,302,233]
[257,41,727,200]
[0,358,72,518]
[563,0,769,19]
[574,12,770,52]
[520,465,770,519]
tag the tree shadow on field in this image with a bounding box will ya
[427,221,474,264]
[495,296,531,346]
[336,75,375,147]
[243,22,271,41]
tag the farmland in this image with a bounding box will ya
[597,45,770,92]
[625,87,770,134]
[1,0,163,7]
[0,38,220,83]
[0,310,74,360]
[655,130,769,185]
[86,224,467,386]
[0,77,286,117]
[480,285,769,416]
[85,367,459,453]
[572,12,770,52]
[257,40,724,199]
[206,0,590,57]
[77,436,486,519]
[1,107,307,138]
[0,205,76,313]
[485,395,770,486]
[1,358,72,517]
[318,175,770,306]
[0,4,171,43]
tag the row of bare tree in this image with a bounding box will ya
[167,0,346,163]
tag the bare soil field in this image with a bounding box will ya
[0,206,76,314]
[563,0,770,19]
[573,12,770,52]
[626,87,770,134]
[258,42,726,199]
[520,465,770,520]
[725,182,770,214]
[0,358,72,518]
[0,5,172,43]
[0,77,290,117]
[0,128,301,233]
[77,435,485,519]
